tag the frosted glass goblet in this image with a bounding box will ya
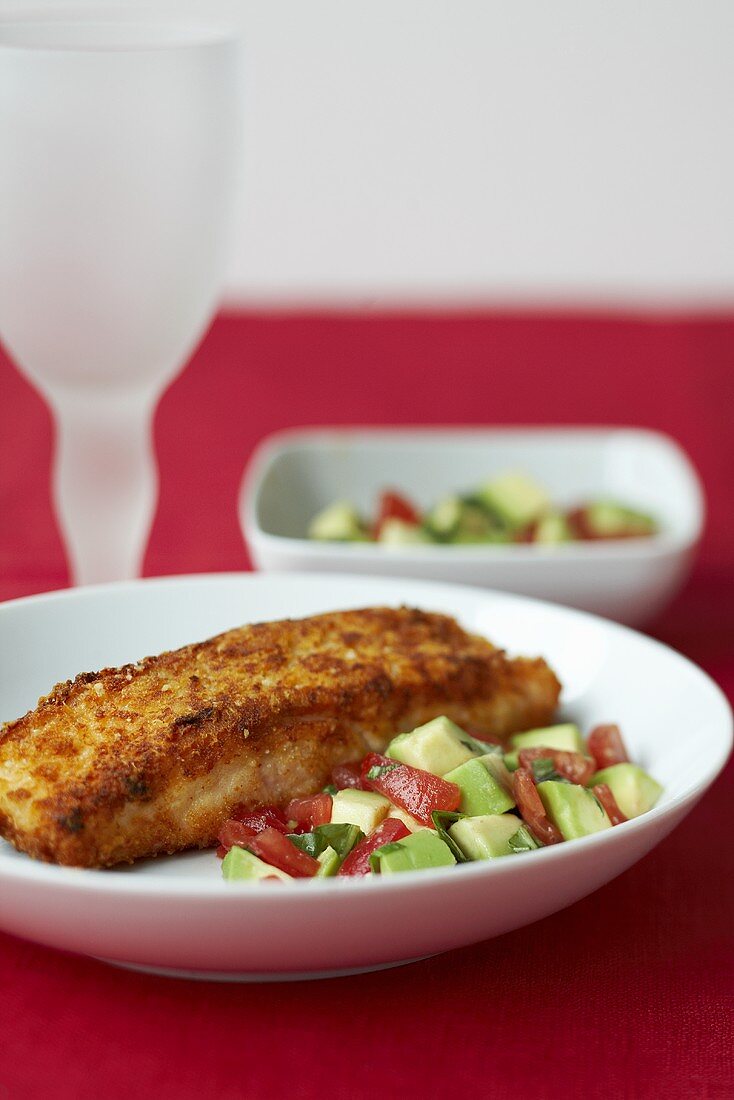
[0,21,240,584]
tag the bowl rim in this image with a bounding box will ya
[0,570,729,901]
[240,424,706,560]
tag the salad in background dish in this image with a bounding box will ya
[307,472,659,546]
[218,716,662,883]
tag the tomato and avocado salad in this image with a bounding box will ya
[307,472,659,546]
[217,715,663,883]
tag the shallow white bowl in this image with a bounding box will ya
[241,427,705,625]
[0,573,729,981]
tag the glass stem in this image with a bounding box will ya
[48,384,160,586]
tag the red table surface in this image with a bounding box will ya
[0,310,732,1100]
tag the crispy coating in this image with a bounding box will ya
[0,606,561,868]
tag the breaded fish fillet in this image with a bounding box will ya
[0,606,560,868]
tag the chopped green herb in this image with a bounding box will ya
[591,793,606,814]
[322,783,338,796]
[366,763,400,781]
[508,826,540,853]
[313,822,364,859]
[531,757,566,784]
[431,810,469,863]
[287,832,321,858]
[460,734,503,756]
[287,823,364,861]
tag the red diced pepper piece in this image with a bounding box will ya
[512,767,563,846]
[514,521,539,544]
[566,507,594,540]
[360,752,461,825]
[587,724,630,770]
[286,793,332,832]
[592,783,628,826]
[337,818,411,877]
[217,819,256,854]
[518,746,595,786]
[245,828,319,878]
[373,490,421,538]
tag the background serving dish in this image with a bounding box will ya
[0,572,729,980]
[241,427,705,626]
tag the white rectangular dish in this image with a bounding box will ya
[241,427,705,626]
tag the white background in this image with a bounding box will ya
[3,0,734,309]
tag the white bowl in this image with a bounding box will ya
[241,427,705,626]
[0,572,729,981]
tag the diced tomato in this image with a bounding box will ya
[587,724,630,770]
[566,508,643,542]
[286,793,332,832]
[566,507,594,540]
[331,761,369,790]
[217,819,256,854]
[337,818,411,876]
[360,752,461,825]
[373,490,421,537]
[518,746,595,786]
[229,805,290,834]
[592,783,628,826]
[512,767,563,846]
[216,845,227,859]
[245,828,320,878]
[514,521,539,544]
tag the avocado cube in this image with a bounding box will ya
[377,518,433,545]
[316,846,341,877]
[449,813,539,860]
[386,805,424,832]
[371,829,456,874]
[537,781,611,840]
[330,789,391,833]
[443,755,515,816]
[308,501,367,541]
[222,846,292,883]
[425,495,463,540]
[584,501,657,538]
[477,472,551,529]
[510,723,585,753]
[503,752,519,772]
[589,763,663,819]
[534,512,572,544]
[504,723,586,769]
[387,715,475,775]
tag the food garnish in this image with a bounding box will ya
[219,717,662,883]
[308,473,658,546]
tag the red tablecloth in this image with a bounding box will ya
[0,310,732,1099]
